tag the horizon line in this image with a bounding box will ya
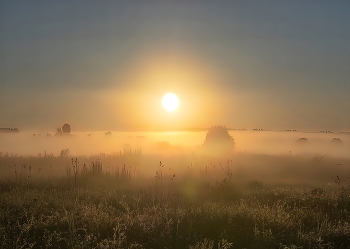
[3,127,350,134]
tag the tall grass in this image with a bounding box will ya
[0,150,349,248]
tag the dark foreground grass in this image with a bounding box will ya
[0,153,350,248]
[1,177,349,249]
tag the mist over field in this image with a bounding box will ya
[1,130,349,187]
[1,130,349,158]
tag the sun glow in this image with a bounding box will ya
[162,93,179,112]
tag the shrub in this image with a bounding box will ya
[330,138,343,145]
[296,137,308,143]
[62,124,71,134]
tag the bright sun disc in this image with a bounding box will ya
[162,93,179,112]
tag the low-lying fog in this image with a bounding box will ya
[1,130,349,158]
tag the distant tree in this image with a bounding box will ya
[203,126,235,155]
[297,138,308,143]
[62,124,71,134]
[331,138,343,145]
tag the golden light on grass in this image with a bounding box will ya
[162,93,179,112]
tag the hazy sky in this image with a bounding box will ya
[1,1,349,132]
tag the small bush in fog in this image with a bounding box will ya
[62,123,71,134]
[55,127,62,135]
[296,137,308,143]
[330,138,343,144]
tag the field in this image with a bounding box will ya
[1,131,350,249]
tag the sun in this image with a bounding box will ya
[162,93,179,112]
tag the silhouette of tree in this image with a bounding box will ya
[331,138,343,144]
[203,126,235,154]
[297,137,308,143]
[62,124,71,134]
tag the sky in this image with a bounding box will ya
[1,1,349,132]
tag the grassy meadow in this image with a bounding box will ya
[1,131,350,249]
